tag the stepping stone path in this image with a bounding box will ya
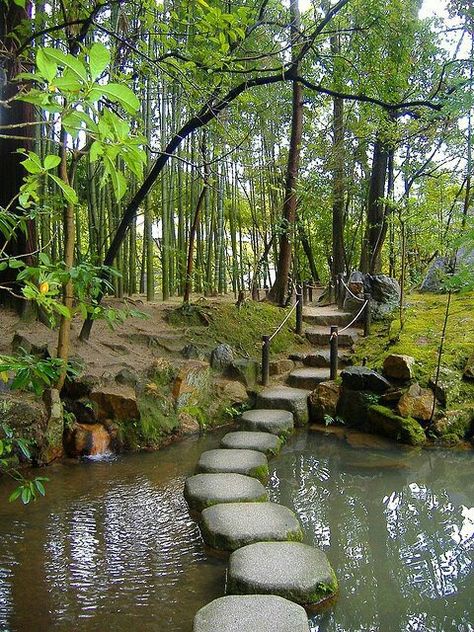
[200,502,303,552]
[227,541,338,606]
[197,449,269,483]
[220,431,282,456]
[184,473,268,512]
[193,595,311,632]
[186,297,356,629]
[240,409,294,436]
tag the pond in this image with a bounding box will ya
[0,428,472,631]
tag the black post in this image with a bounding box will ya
[262,335,270,386]
[364,293,372,337]
[303,281,308,305]
[330,325,338,380]
[296,284,303,335]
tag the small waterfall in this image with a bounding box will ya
[77,423,112,458]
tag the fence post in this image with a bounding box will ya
[262,335,270,386]
[296,284,303,335]
[364,293,372,337]
[330,325,338,380]
[308,283,313,303]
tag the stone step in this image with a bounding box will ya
[200,502,303,552]
[305,326,361,348]
[184,473,268,513]
[256,386,311,426]
[193,595,310,632]
[240,409,294,436]
[227,541,338,607]
[302,349,351,368]
[302,306,353,327]
[197,449,269,483]
[220,431,282,456]
[287,367,331,390]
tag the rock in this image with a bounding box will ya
[420,256,447,293]
[464,351,474,381]
[172,360,211,409]
[287,368,330,390]
[200,502,303,552]
[225,359,258,387]
[309,381,341,422]
[269,359,294,376]
[431,409,474,440]
[367,404,426,446]
[115,367,139,387]
[90,385,139,421]
[288,352,307,362]
[220,431,282,456]
[197,449,269,483]
[397,383,435,421]
[343,273,400,320]
[62,373,102,399]
[62,397,97,425]
[256,386,310,426]
[64,422,111,457]
[383,354,415,380]
[11,333,50,358]
[340,366,390,393]
[210,344,234,371]
[39,388,64,464]
[184,473,268,512]
[337,388,378,426]
[0,392,48,458]
[178,411,201,435]
[193,595,310,632]
[240,409,294,436]
[216,380,249,405]
[181,344,202,360]
[429,367,462,407]
[227,541,338,606]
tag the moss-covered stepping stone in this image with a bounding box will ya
[240,409,294,436]
[184,473,268,512]
[197,449,269,483]
[220,431,282,456]
[227,541,338,606]
[256,386,311,426]
[193,595,310,632]
[200,502,303,552]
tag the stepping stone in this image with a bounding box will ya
[197,449,269,483]
[303,349,351,368]
[184,473,268,512]
[303,307,353,327]
[240,409,294,436]
[220,431,282,456]
[287,367,331,390]
[227,541,338,606]
[305,326,360,347]
[256,386,310,425]
[200,502,303,551]
[193,595,310,632]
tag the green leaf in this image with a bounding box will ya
[8,259,25,269]
[49,175,78,205]
[36,48,58,83]
[39,252,51,266]
[89,140,103,162]
[89,43,111,81]
[34,479,46,496]
[42,48,87,83]
[12,0,26,7]
[97,83,140,113]
[54,73,83,93]
[43,155,60,170]
[21,486,31,504]
[9,488,22,503]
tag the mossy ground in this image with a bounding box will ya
[353,292,474,409]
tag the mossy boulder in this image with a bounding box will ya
[337,388,380,426]
[367,405,426,446]
[309,381,341,422]
[432,408,474,442]
[429,367,462,407]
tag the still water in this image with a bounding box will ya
[0,428,472,631]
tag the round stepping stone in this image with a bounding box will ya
[197,449,269,483]
[227,541,338,606]
[200,502,303,551]
[220,431,282,456]
[193,595,310,632]
[240,409,294,436]
[184,473,268,512]
[287,367,331,390]
[256,386,310,426]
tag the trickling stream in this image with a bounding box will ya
[0,429,472,631]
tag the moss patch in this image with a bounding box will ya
[248,463,270,484]
[368,405,426,446]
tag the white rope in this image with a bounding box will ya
[340,277,365,302]
[269,299,299,342]
[338,300,369,333]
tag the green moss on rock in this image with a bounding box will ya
[367,405,426,446]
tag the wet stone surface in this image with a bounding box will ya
[184,473,268,512]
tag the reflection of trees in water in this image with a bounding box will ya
[270,438,473,632]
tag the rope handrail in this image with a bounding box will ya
[338,299,369,333]
[340,277,365,302]
[269,297,300,342]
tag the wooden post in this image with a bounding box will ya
[262,335,270,386]
[308,284,313,303]
[296,284,303,335]
[330,325,338,380]
[364,293,371,337]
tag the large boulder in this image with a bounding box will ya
[420,256,447,293]
[225,359,259,387]
[383,354,415,381]
[429,367,462,407]
[0,392,48,460]
[337,388,379,426]
[210,344,234,371]
[343,272,400,320]
[367,404,426,446]
[11,333,50,358]
[397,383,435,421]
[172,360,211,409]
[340,366,390,393]
[309,381,341,422]
[90,385,139,421]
